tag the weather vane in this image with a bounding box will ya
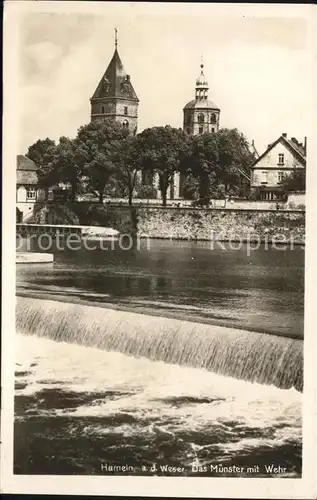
[115,27,118,49]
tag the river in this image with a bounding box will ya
[15,239,304,476]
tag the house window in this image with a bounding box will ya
[101,105,105,113]
[278,171,285,183]
[199,126,204,134]
[211,128,215,133]
[198,113,204,124]
[124,106,128,116]
[261,171,268,184]
[210,113,216,124]
[252,173,259,184]
[278,153,284,165]
[26,187,36,201]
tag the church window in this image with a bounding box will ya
[199,126,204,134]
[124,106,128,116]
[210,113,216,124]
[278,153,284,165]
[26,187,36,201]
[122,120,129,129]
[101,106,105,114]
[211,128,215,133]
[198,113,204,124]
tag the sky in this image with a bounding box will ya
[11,2,312,155]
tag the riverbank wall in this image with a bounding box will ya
[32,203,305,243]
[136,208,305,242]
[104,206,305,243]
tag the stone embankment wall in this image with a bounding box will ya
[38,203,306,243]
[136,208,305,242]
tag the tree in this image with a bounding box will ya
[185,128,255,204]
[27,138,56,168]
[75,119,130,203]
[280,168,306,193]
[26,138,57,189]
[137,126,190,206]
[215,128,254,198]
[48,136,85,200]
[113,135,140,205]
[185,133,218,203]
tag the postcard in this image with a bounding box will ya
[1,1,316,498]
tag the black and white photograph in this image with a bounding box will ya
[1,1,316,497]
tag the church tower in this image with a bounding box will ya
[183,60,220,135]
[90,29,139,135]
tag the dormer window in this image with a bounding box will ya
[103,78,111,93]
[278,153,284,165]
[121,76,131,95]
[26,187,36,201]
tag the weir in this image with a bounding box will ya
[16,296,303,392]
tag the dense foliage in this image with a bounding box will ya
[280,168,306,194]
[26,121,256,206]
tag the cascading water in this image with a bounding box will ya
[16,295,303,391]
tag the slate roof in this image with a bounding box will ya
[91,48,138,101]
[17,155,38,171]
[17,155,39,185]
[183,99,220,111]
[252,135,306,168]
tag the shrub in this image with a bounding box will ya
[136,185,158,199]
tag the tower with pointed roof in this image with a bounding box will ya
[183,60,220,135]
[90,29,139,134]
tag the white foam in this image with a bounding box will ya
[15,333,302,455]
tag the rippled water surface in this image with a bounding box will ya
[15,334,302,476]
[15,240,304,476]
[17,239,304,337]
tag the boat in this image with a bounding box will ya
[80,226,119,242]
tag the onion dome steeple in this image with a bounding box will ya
[195,59,209,100]
[183,57,220,136]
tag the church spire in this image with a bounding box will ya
[90,30,139,133]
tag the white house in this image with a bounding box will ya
[16,155,49,222]
[250,133,306,201]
